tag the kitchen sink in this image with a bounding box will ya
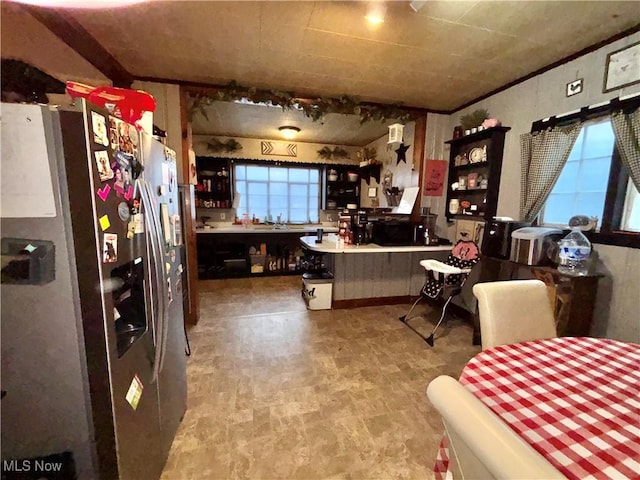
[252,224,277,230]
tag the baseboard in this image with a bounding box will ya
[332,296,411,309]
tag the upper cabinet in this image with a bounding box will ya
[324,165,360,210]
[444,126,510,222]
[195,157,232,209]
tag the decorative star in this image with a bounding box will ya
[395,143,410,165]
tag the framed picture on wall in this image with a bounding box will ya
[603,41,640,93]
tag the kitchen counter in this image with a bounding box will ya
[300,233,451,254]
[197,225,339,234]
[300,234,452,308]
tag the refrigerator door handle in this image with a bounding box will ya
[148,179,170,376]
[140,179,166,383]
[154,192,171,374]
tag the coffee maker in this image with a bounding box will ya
[352,210,372,245]
[414,208,439,245]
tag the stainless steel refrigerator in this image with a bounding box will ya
[0,100,187,479]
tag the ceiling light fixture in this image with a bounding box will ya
[365,1,386,24]
[279,126,300,140]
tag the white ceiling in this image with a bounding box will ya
[19,1,640,144]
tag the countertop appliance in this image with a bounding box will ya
[0,101,187,479]
[351,210,372,245]
[510,227,563,265]
[481,219,530,259]
[371,219,414,246]
[414,208,439,246]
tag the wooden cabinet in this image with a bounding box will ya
[444,126,510,222]
[195,157,232,209]
[473,257,603,344]
[197,232,306,279]
[324,165,360,210]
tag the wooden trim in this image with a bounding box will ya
[179,87,200,325]
[411,115,427,223]
[179,87,191,184]
[23,5,133,87]
[452,23,640,113]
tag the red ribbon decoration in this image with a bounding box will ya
[65,81,156,128]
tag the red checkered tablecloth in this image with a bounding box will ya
[433,336,640,480]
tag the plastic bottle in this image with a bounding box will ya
[557,227,591,276]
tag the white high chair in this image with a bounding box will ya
[399,239,480,346]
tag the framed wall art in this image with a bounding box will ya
[566,78,583,97]
[603,41,640,93]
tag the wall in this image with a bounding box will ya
[443,32,640,342]
[194,124,420,222]
[359,122,419,209]
[1,3,110,87]
[421,113,452,238]
[192,134,360,164]
[192,135,361,223]
[131,81,184,178]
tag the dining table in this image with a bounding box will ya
[433,336,640,480]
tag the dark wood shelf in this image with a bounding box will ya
[447,188,488,197]
[445,127,509,221]
[196,156,232,208]
[447,214,486,222]
[196,191,230,198]
[451,161,489,172]
[445,126,511,145]
[324,165,360,209]
[359,163,381,184]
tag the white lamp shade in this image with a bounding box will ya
[388,123,404,145]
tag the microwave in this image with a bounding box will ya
[481,220,530,259]
[371,220,414,246]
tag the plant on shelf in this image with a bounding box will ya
[357,147,379,165]
[207,138,243,153]
[460,108,490,131]
[317,146,350,160]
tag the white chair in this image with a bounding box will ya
[472,279,557,350]
[427,375,566,480]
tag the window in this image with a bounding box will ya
[539,115,640,247]
[540,119,616,225]
[234,163,320,223]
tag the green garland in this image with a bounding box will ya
[207,138,243,153]
[317,146,351,160]
[187,81,415,125]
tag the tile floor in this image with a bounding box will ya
[161,276,481,480]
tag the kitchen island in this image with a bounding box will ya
[300,234,451,308]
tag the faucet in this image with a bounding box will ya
[274,214,287,230]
